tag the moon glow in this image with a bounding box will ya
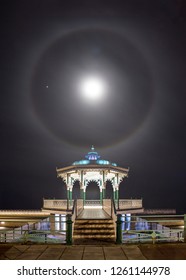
[80,76,106,102]
[31,28,153,148]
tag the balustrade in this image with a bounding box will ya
[43,199,73,210]
[119,199,143,209]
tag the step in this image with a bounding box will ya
[74,223,114,229]
[74,225,115,230]
[73,217,115,242]
[74,223,114,227]
[75,219,113,224]
[74,228,114,234]
[73,234,115,239]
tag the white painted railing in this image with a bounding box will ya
[0,218,67,244]
[42,199,143,211]
[43,199,73,210]
[119,199,143,209]
[84,200,102,209]
[121,214,184,243]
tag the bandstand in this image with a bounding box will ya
[0,147,180,245]
[56,146,129,208]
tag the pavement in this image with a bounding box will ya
[0,243,186,260]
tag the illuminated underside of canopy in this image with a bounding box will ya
[56,146,129,203]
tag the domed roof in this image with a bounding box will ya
[72,146,117,166]
[85,145,100,160]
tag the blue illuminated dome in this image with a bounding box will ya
[85,145,100,161]
[72,146,117,166]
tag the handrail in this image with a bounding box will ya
[0,218,67,244]
[111,198,117,239]
[120,214,184,244]
[76,199,84,216]
[112,198,117,216]
[122,228,184,243]
[71,200,77,238]
[72,199,77,216]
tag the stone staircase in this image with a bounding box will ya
[73,219,115,244]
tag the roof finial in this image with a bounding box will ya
[91,145,94,151]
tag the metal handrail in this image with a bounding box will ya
[120,214,184,243]
[112,198,117,215]
[72,199,77,216]
[122,228,184,243]
[0,220,67,244]
[111,199,117,238]
[71,200,77,238]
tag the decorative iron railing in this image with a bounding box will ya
[0,216,70,244]
[122,229,183,243]
[43,199,74,210]
[120,214,184,243]
[1,204,185,245]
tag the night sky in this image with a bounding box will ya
[0,0,186,213]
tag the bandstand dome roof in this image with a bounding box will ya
[72,146,117,167]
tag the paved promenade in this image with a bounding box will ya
[0,243,186,260]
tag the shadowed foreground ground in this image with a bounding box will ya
[0,243,186,260]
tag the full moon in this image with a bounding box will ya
[80,76,106,102]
